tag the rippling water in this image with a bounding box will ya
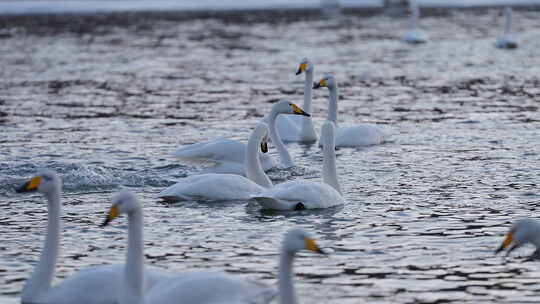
[1,8,540,303]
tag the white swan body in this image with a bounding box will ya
[276,58,317,143]
[252,180,344,211]
[171,138,274,176]
[102,196,325,304]
[496,7,518,49]
[158,121,276,202]
[171,100,309,174]
[252,121,345,211]
[16,170,165,304]
[314,74,384,147]
[401,0,428,44]
[157,173,265,202]
[145,272,276,304]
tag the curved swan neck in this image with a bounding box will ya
[22,186,61,302]
[245,127,273,189]
[322,124,341,194]
[504,7,512,34]
[326,86,338,125]
[268,111,295,167]
[278,250,296,304]
[121,209,145,304]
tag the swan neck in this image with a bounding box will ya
[327,86,338,125]
[504,7,512,34]
[268,111,294,167]
[278,250,296,304]
[245,129,273,189]
[303,70,313,113]
[322,130,341,194]
[409,1,419,29]
[22,187,61,302]
[121,209,145,304]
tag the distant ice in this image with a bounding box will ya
[0,0,539,15]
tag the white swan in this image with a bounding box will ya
[170,138,274,176]
[495,219,540,258]
[251,120,345,211]
[16,170,166,304]
[158,121,274,202]
[101,193,325,304]
[276,58,318,143]
[171,100,309,175]
[314,74,384,147]
[496,7,518,49]
[401,0,429,44]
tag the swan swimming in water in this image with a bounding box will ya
[251,120,345,211]
[102,190,326,304]
[401,0,429,44]
[158,121,275,202]
[496,7,518,49]
[276,57,318,143]
[16,170,166,304]
[171,100,309,175]
[313,74,384,148]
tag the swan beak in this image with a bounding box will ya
[260,141,268,153]
[495,232,513,254]
[16,176,42,193]
[305,238,325,254]
[313,79,326,89]
[291,103,310,117]
[100,205,119,227]
[296,63,307,75]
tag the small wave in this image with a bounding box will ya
[0,162,187,195]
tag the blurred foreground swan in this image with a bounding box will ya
[171,100,309,175]
[401,0,429,44]
[159,121,274,202]
[16,170,165,304]
[102,190,326,304]
[276,58,318,143]
[251,120,345,211]
[495,218,540,258]
[496,7,518,49]
[313,74,384,147]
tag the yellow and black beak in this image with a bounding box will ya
[296,63,307,75]
[100,205,120,227]
[313,79,326,89]
[495,232,513,254]
[291,103,310,117]
[16,176,42,193]
[305,237,325,254]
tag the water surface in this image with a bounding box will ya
[1,8,540,303]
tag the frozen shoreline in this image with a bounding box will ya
[1,0,540,16]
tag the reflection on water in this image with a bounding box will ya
[1,7,540,303]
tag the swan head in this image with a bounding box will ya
[100,190,141,227]
[495,219,540,256]
[283,228,325,255]
[313,73,336,90]
[16,169,61,195]
[295,57,313,75]
[273,99,310,117]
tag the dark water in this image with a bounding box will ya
[1,8,540,303]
